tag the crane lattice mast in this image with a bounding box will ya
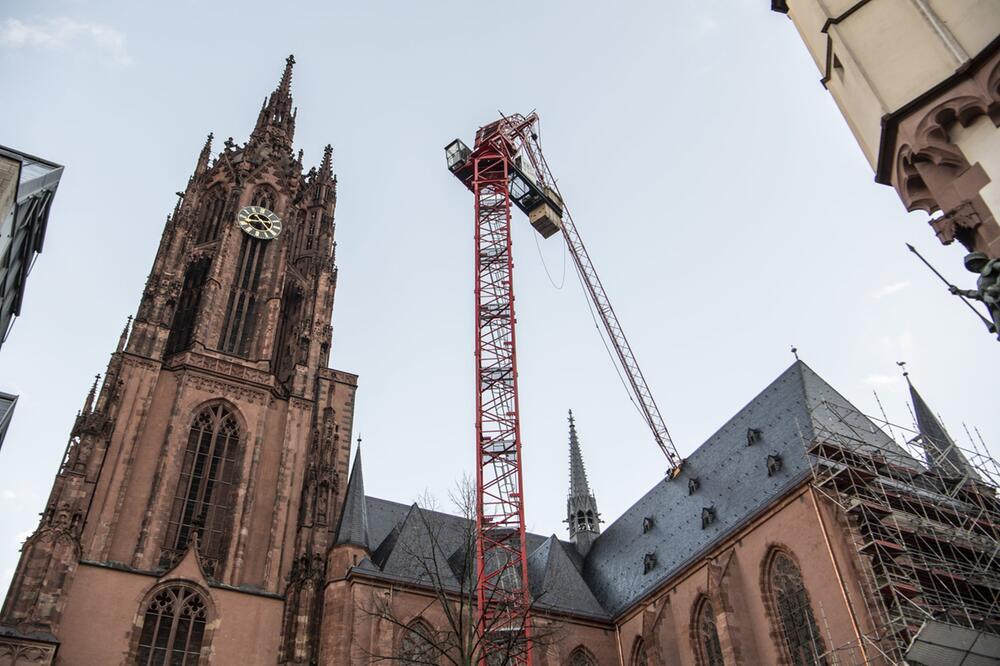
[445,112,682,665]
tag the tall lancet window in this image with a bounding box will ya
[693,596,724,666]
[630,637,648,666]
[162,404,241,577]
[195,185,228,244]
[166,256,212,355]
[133,585,209,666]
[765,550,828,666]
[273,283,304,383]
[219,187,274,356]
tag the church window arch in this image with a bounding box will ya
[166,256,212,355]
[630,636,648,666]
[763,548,828,666]
[250,184,277,211]
[161,403,242,577]
[195,185,228,244]
[220,232,267,356]
[397,618,435,665]
[567,645,597,666]
[691,595,724,666]
[132,583,211,666]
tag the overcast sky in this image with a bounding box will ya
[1,1,996,594]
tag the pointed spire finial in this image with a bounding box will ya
[117,316,132,353]
[251,56,297,147]
[279,54,295,96]
[194,133,213,176]
[83,374,100,413]
[791,345,799,361]
[896,360,909,380]
[319,144,333,181]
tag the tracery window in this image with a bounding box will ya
[766,550,828,666]
[630,637,648,666]
[398,619,435,665]
[161,404,241,577]
[693,595,724,666]
[219,233,267,356]
[567,646,597,666]
[251,185,277,211]
[166,256,212,355]
[133,585,208,666]
[195,186,228,244]
[272,283,303,383]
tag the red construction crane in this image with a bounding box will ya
[446,112,683,665]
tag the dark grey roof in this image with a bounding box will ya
[582,360,919,615]
[335,447,370,548]
[355,496,605,618]
[907,378,980,481]
[528,536,608,619]
[348,361,921,621]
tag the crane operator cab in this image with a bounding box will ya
[444,139,564,239]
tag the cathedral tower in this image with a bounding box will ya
[0,56,356,665]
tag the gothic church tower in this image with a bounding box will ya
[0,56,355,665]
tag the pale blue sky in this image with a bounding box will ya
[0,1,996,593]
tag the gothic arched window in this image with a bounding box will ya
[166,256,212,355]
[398,619,435,665]
[272,283,304,383]
[251,185,277,211]
[195,186,228,244]
[219,233,267,356]
[162,404,241,577]
[693,595,724,666]
[567,646,597,666]
[133,585,209,666]
[765,550,828,666]
[630,637,648,666]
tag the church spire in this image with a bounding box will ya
[250,55,297,149]
[335,445,370,550]
[566,410,600,555]
[906,374,980,482]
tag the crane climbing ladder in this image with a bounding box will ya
[446,113,682,665]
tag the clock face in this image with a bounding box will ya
[237,206,282,240]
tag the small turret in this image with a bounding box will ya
[565,410,601,555]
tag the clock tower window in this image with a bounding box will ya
[220,235,266,356]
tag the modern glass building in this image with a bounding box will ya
[0,145,63,349]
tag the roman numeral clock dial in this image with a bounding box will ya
[237,206,282,239]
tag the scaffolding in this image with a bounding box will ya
[802,398,1000,665]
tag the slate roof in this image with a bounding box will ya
[345,361,921,621]
[582,360,918,615]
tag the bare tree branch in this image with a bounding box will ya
[353,477,563,665]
